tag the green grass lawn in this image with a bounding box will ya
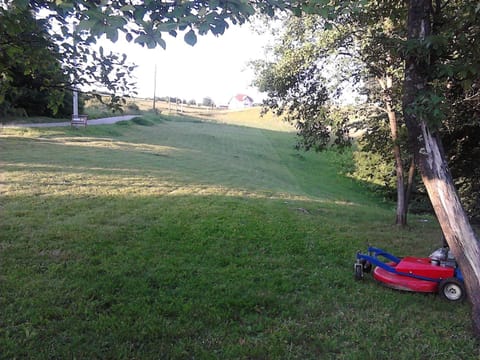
[0,114,478,359]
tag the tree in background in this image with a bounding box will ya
[0,7,72,117]
[202,97,215,108]
[252,9,414,225]
[251,15,352,152]
[432,2,480,222]
[0,1,138,116]
[441,81,480,221]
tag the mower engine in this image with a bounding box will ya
[429,247,457,268]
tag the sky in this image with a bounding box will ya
[101,25,273,106]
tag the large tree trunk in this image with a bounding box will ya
[403,0,480,337]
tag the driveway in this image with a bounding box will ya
[1,115,139,128]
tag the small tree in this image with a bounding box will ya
[202,97,215,108]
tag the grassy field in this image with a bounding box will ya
[0,113,478,358]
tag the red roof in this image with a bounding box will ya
[233,94,253,102]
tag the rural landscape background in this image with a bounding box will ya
[1,104,478,358]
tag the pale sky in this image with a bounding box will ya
[101,24,272,106]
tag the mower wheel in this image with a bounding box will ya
[439,278,466,302]
[362,260,372,273]
[354,262,363,281]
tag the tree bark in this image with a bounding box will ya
[403,0,480,337]
[386,99,407,226]
[379,75,407,226]
[405,157,416,216]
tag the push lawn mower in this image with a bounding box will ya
[354,245,466,302]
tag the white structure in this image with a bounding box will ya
[228,94,254,109]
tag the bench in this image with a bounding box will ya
[71,114,88,127]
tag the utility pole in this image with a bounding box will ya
[72,23,79,118]
[153,64,157,112]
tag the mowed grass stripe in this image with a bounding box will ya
[133,118,306,197]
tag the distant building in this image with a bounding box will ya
[228,94,254,109]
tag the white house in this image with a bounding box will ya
[228,94,254,109]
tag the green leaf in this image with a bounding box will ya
[120,5,135,12]
[106,27,119,42]
[13,0,29,9]
[198,22,210,34]
[156,22,179,32]
[157,37,166,49]
[145,37,156,49]
[77,19,97,31]
[184,29,197,46]
[211,18,227,35]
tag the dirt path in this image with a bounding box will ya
[1,115,139,128]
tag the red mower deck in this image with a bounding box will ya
[373,258,455,292]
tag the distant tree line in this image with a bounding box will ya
[155,96,215,107]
